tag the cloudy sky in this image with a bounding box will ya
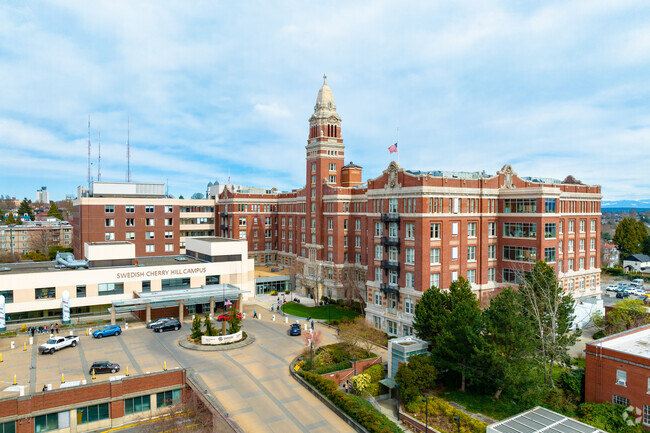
[1,1,649,201]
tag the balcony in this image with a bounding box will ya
[380,213,400,223]
[220,224,228,231]
[381,236,400,247]
[381,260,400,271]
[380,283,400,301]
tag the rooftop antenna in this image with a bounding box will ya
[97,127,101,181]
[126,115,132,182]
[87,115,92,189]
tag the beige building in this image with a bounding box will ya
[0,221,72,256]
[0,237,253,323]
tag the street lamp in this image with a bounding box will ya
[453,416,460,433]
[395,383,400,414]
[350,357,356,376]
[422,398,429,432]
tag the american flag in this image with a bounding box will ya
[388,143,398,154]
[224,299,232,306]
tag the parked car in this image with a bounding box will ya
[616,291,630,298]
[289,323,301,336]
[39,336,80,354]
[146,317,175,329]
[631,287,647,296]
[151,318,181,333]
[217,312,242,321]
[89,361,120,374]
[631,279,645,287]
[605,285,619,292]
[92,325,122,339]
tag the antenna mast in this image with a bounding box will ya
[97,127,101,181]
[126,116,131,182]
[87,115,92,189]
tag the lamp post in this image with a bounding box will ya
[350,357,356,376]
[395,383,400,414]
[422,398,428,432]
[453,416,460,433]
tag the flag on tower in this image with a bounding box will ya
[388,143,398,154]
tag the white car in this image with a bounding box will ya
[605,285,619,292]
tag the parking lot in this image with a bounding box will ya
[0,305,358,433]
[599,274,648,307]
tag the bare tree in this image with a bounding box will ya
[340,267,366,314]
[135,392,218,433]
[29,228,56,255]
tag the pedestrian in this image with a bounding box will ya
[311,320,314,330]
[42,385,48,392]
[253,310,258,319]
[337,327,340,336]
[50,324,54,334]
[307,315,311,322]
[271,305,274,312]
[55,324,59,334]
[343,381,348,393]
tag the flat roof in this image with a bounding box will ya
[87,241,134,246]
[0,255,208,275]
[112,284,246,312]
[488,407,605,433]
[589,324,650,359]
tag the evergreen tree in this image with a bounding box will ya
[229,314,242,334]
[412,284,448,349]
[204,315,216,336]
[519,261,579,386]
[17,198,34,221]
[475,288,537,398]
[613,217,648,258]
[47,201,62,220]
[433,277,483,392]
[394,354,437,404]
[191,314,203,339]
[5,213,16,224]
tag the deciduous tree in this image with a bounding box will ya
[605,298,650,335]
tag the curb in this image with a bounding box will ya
[178,333,256,351]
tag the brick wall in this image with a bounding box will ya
[320,357,382,386]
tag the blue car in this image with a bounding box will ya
[289,323,301,336]
[93,325,122,339]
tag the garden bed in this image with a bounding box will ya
[280,302,360,323]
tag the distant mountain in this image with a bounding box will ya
[602,199,650,210]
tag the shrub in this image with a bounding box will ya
[405,397,487,433]
[364,364,385,382]
[558,368,585,404]
[350,373,372,393]
[592,330,606,339]
[395,354,437,405]
[366,382,388,397]
[270,290,277,295]
[312,360,351,375]
[404,399,421,413]
[578,402,645,433]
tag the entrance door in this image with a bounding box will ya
[196,304,204,314]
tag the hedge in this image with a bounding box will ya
[406,397,487,433]
[313,360,352,375]
[299,371,403,433]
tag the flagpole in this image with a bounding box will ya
[397,127,400,165]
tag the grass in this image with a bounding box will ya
[280,302,360,322]
[439,389,523,421]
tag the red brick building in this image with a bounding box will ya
[216,78,602,337]
[585,324,650,427]
[73,182,214,258]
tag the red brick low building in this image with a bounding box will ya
[585,324,650,427]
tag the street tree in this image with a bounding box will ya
[518,261,579,386]
[613,217,648,258]
[605,298,650,335]
[476,288,537,399]
[17,198,34,221]
[433,277,483,392]
[412,284,448,349]
[47,201,62,220]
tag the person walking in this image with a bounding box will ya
[253,310,258,319]
[55,323,59,334]
[271,305,274,312]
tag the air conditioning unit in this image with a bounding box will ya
[616,379,627,386]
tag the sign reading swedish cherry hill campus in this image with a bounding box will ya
[115,266,207,280]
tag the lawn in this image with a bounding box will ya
[439,388,524,421]
[280,302,360,322]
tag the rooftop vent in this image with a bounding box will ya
[175,256,188,262]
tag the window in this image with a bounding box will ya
[0,290,13,304]
[105,218,114,227]
[387,320,398,335]
[125,205,134,213]
[329,175,336,183]
[165,205,173,213]
[375,245,383,260]
[105,232,115,241]
[375,222,382,236]
[580,220,586,233]
[503,222,537,238]
[467,269,476,283]
[312,175,316,184]
[568,240,574,252]
[430,223,441,239]
[35,412,69,432]
[405,248,415,264]
[545,223,556,239]
[569,259,574,270]
[405,272,414,288]
[344,237,348,247]
[157,389,181,407]
[451,247,458,260]
[374,291,382,305]
[467,246,476,261]
[375,267,382,282]
[355,236,361,247]
[125,232,135,240]
[0,422,14,433]
[545,247,556,263]
[165,218,173,226]
[467,222,477,237]
[503,268,524,284]
[590,238,596,251]
[504,198,536,213]
[451,222,458,236]
[146,218,155,226]
[644,405,650,426]
[488,222,496,237]
[579,258,585,269]
[569,220,575,233]
[98,283,124,295]
[162,278,190,291]
[343,219,348,230]
[145,231,155,239]
[105,205,114,213]
[430,248,440,264]
[35,288,56,299]
[77,403,109,424]
[406,223,415,239]
[76,285,86,298]
[488,268,496,282]
[124,396,150,415]
[451,271,458,282]
[165,244,174,252]
[405,298,414,314]
[125,218,135,227]
[145,244,155,253]
[164,231,173,239]
[488,245,496,260]
[389,223,398,237]
[355,219,361,230]
[355,253,361,263]
[580,239,585,252]
[545,198,556,213]
[329,163,336,171]
[373,316,382,329]
[503,246,537,262]
[431,273,440,288]
[389,198,398,213]
[591,220,596,232]
[403,325,413,336]
[142,280,151,292]
[613,395,629,406]
[145,205,154,213]
[559,221,563,234]
[590,257,595,268]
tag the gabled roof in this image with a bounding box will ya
[627,254,650,262]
